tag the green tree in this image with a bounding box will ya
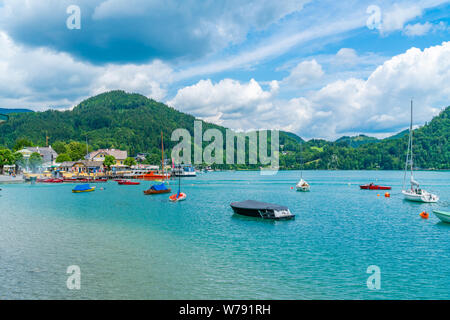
[29,152,43,172]
[103,155,116,170]
[67,141,89,161]
[56,153,72,163]
[13,152,24,172]
[52,141,68,155]
[146,154,161,165]
[124,157,136,167]
[0,148,15,174]
[13,138,33,151]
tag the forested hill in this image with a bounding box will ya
[0,90,448,169]
[0,90,300,159]
[280,106,449,170]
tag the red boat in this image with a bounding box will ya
[118,180,140,185]
[137,171,171,180]
[360,183,391,190]
[78,178,107,183]
[38,178,64,183]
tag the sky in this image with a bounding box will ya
[0,0,449,140]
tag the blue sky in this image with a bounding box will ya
[0,0,449,139]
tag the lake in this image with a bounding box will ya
[0,170,449,299]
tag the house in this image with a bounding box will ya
[86,149,127,166]
[135,153,148,162]
[17,146,58,167]
[59,160,104,175]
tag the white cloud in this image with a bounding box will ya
[167,79,278,127]
[403,22,433,36]
[170,42,450,139]
[404,21,448,36]
[335,48,359,64]
[380,4,423,33]
[282,59,324,87]
[0,32,173,109]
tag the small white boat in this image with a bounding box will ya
[433,210,450,223]
[401,100,438,203]
[296,178,310,192]
[296,144,310,192]
[402,188,439,203]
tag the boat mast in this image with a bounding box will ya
[410,99,414,181]
[300,142,303,179]
[161,131,164,179]
[402,100,413,191]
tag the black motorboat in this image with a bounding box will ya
[230,200,295,220]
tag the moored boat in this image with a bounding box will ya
[360,183,391,190]
[402,100,439,203]
[138,171,171,180]
[118,180,140,185]
[230,200,295,220]
[38,178,64,183]
[169,192,187,201]
[433,210,450,223]
[144,183,171,195]
[296,178,310,192]
[72,184,96,193]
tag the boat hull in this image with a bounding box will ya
[169,192,186,202]
[118,181,140,185]
[230,200,295,220]
[296,185,310,192]
[433,210,450,223]
[402,190,439,203]
[144,188,171,195]
[360,185,391,190]
[72,187,96,193]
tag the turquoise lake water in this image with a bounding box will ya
[0,170,449,299]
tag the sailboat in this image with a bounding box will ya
[296,143,310,192]
[401,100,439,203]
[169,168,186,202]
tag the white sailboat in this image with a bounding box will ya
[296,178,310,192]
[401,100,439,203]
[296,143,310,192]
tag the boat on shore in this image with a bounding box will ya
[144,183,171,195]
[230,200,295,220]
[360,183,391,190]
[72,184,95,193]
[433,210,450,223]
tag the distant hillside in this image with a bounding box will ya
[0,91,300,164]
[0,90,448,169]
[335,134,378,147]
[0,108,33,114]
[289,106,449,170]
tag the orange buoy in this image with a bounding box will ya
[420,211,429,219]
[377,194,380,197]
[290,187,294,190]
[385,192,390,198]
